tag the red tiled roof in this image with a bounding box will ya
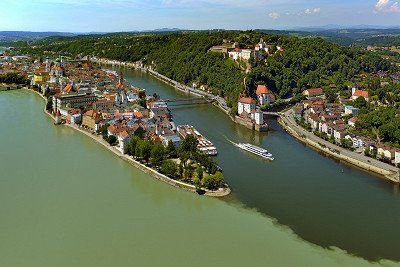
[239,97,256,104]
[353,90,369,99]
[256,85,271,95]
[349,117,359,123]
[119,130,130,139]
[304,88,324,96]
[64,84,72,93]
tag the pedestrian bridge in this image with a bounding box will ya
[164,97,212,106]
[263,112,281,117]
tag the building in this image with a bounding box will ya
[252,110,264,125]
[345,135,365,148]
[351,88,369,102]
[344,106,360,116]
[255,85,275,105]
[293,103,304,120]
[160,134,181,147]
[303,88,324,98]
[82,110,102,131]
[67,109,82,125]
[31,73,49,86]
[395,151,400,165]
[377,145,395,160]
[52,93,97,112]
[117,130,131,154]
[93,99,114,110]
[238,97,256,115]
[228,48,252,61]
[348,117,358,127]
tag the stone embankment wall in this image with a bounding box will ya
[278,117,400,183]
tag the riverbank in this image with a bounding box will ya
[90,57,270,132]
[90,57,231,114]
[26,88,231,197]
[0,83,27,91]
[278,109,400,183]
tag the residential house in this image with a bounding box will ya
[255,85,275,105]
[345,135,365,149]
[351,88,369,102]
[344,106,360,116]
[377,145,395,160]
[238,97,256,115]
[395,151,400,165]
[117,130,131,154]
[348,117,359,127]
[303,88,324,98]
[333,124,347,140]
[293,103,304,120]
[66,109,82,125]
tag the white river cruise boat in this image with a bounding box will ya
[235,143,274,161]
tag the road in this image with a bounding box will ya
[280,109,400,178]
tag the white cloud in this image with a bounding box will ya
[389,1,400,12]
[375,0,400,12]
[268,12,280,20]
[376,0,390,10]
[305,7,320,14]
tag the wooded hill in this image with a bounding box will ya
[17,31,396,108]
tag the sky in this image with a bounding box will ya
[0,0,399,32]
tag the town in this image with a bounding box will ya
[0,53,229,195]
[292,85,400,168]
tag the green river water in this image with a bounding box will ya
[0,71,398,266]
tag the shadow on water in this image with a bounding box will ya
[121,68,400,262]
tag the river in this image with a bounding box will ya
[122,69,400,262]
[0,86,397,266]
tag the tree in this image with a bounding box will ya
[341,138,353,149]
[178,162,184,179]
[134,127,145,138]
[150,143,165,167]
[98,123,110,139]
[178,135,199,158]
[202,171,224,190]
[107,135,118,146]
[184,163,195,180]
[353,97,368,109]
[196,166,204,181]
[166,140,177,158]
[325,87,337,103]
[136,140,153,162]
[161,160,178,178]
[45,97,52,111]
[128,136,141,156]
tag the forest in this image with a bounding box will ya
[16,31,396,107]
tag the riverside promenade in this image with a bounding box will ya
[279,109,400,183]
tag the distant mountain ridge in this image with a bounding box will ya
[0,31,76,41]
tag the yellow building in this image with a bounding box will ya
[82,110,102,131]
[32,73,49,85]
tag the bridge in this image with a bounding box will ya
[263,112,281,117]
[164,97,212,106]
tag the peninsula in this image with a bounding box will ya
[0,54,230,197]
